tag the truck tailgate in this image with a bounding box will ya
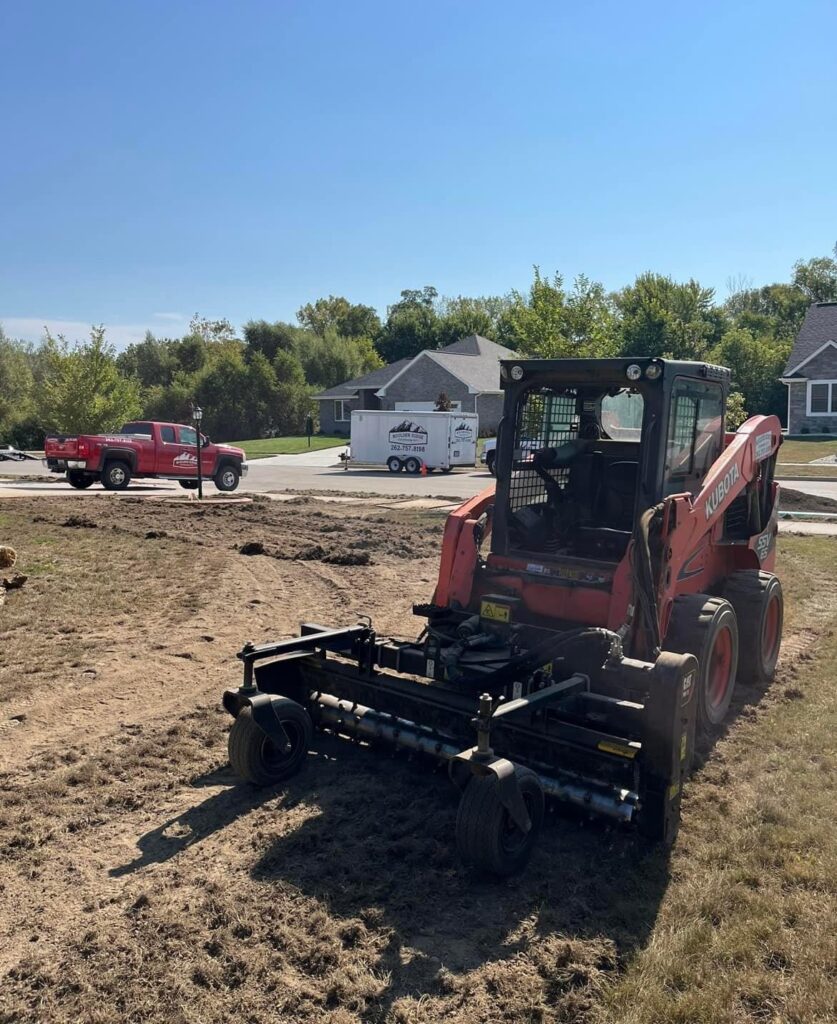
[45,436,79,458]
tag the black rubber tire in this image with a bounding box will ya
[228,700,313,786]
[179,480,199,490]
[404,457,421,474]
[665,594,739,733]
[214,463,240,492]
[386,456,403,473]
[486,452,496,476]
[440,467,453,474]
[67,470,95,489]
[455,766,544,877]
[722,571,783,686]
[101,460,132,491]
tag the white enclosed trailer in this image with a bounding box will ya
[349,410,478,473]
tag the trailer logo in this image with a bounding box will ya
[705,463,740,520]
[173,451,198,467]
[453,421,473,441]
[389,420,428,449]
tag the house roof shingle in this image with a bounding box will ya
[784,302,837,376]
[314,335,516,400]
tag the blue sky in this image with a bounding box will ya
[2,0,836,348]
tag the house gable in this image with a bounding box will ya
[783,302,837,376]
[784,339,837,378]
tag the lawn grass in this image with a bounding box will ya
[778,437,837,464]
[603,535,837,1024]
[230,435,347,459]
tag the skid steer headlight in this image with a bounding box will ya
[626,364,642,381]
[510,365,524,381]
[645,362,662,380]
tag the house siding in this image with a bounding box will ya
[382,353,504,432]
[318,397,360,436]
[786,347,837,434]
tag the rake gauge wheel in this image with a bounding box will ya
[228,700,312,786]
[455,766,545,877]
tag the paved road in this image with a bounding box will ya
[2,455,836,504]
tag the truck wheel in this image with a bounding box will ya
[101,460,132,491]
[386,456,403,473]
[486,452,496,476]
[404,457,421,474]
[179,480,199,490]
[723,571,783,686]
[214,463,240,492]
[665,594,739,732]
[67,470,95,489]
[455,766,544,877]
[228,700,312,786]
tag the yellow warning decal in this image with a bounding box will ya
[668,782,681,800]
[481,600,511,623]
[597,740,638,759]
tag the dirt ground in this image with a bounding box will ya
[0,496,835,1024]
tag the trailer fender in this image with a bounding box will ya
[220,690,292,753]
[449,750,532,834]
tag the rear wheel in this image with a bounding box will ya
[665,594,739,732]
[723,571,783,685]
[404,456,421,474]
[179,480,199,490]
[486,451,496,476]
[67,470,95,489]
[214,463,240,492]
[228,700,312,786]
[455,766,544,876]
[386,456,403,473]
[101,460,131,491]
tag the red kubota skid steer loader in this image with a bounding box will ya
[221,357,784,875]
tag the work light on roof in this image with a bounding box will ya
[510,365,524,381]
[645,363,662,380]
[626,364,642,381]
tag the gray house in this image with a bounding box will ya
[781,302,837,434]
[314,335,515,435]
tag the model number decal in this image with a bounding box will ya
[755,432,773,461]
[705,464,740,520]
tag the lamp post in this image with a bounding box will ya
[192,405,204,500]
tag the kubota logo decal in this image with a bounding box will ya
[705,464,740,520]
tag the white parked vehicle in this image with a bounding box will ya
[349,410,478,473]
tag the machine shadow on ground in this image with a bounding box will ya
[247,733,672,1014]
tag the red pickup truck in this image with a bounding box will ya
[45,421,248,492]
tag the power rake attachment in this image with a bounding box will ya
[222,617,698,876]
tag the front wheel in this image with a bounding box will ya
[101,460,131,491]
[455,766,544,877]
[214,463,240,492]
[666,594,739,732]
[486,452,496,476]
[67,470,95,489]
[386,456,403,473]
[228,700,313,786]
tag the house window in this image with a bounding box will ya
[334,400,351,422]
[807,381,837,416]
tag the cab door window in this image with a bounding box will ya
[160,426,176,443]
[664,380,724,496]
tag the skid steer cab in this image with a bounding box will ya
[220,357,784,877]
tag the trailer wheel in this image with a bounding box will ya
[386,456,403,473]
[67,470,95,489]
[723,571,783,686]
[404,457,421,474]
[228,700,312,786]
[665,594,739,732]
[101,460,132,491]
[455,766,544,877]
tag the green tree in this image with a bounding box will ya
[273,349,313,434]
[376,287,441,362]
[496,268,568,355]
[297,296,381,339]
[792,254,837,303]
[0,328,36,441]
[243,320,304,361]
[435,295,506,348]
[38,326,142,433]
[726,391,748,429]
[709,327,791,421]
[724,282,809,340]
[116,331,177,389]
[297,331,383,390]
[615,273,726,359]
